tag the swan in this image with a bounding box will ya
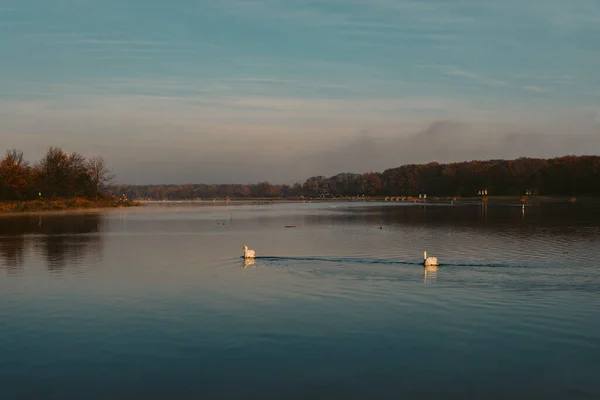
[242,245,256,259]
[423,250,438,266]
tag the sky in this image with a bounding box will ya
[1,0,599,184]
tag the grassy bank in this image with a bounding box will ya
[0,196,140,213]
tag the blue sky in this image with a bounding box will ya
[1,0,599,183]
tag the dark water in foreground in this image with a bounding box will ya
[1,202,600,399]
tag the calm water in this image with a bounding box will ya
[1,202,600,399]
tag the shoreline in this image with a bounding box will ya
[1,195,595,215]
[135,195,593,205]
[0,197,140,215]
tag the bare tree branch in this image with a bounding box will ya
[5,148,28,167]
[87,155,116,198]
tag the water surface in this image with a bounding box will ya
[1,202,600,399]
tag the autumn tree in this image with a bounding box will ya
[35,147,70,198]
[35,147,93,198]
[67,152,90,197]
[0,149,32,200]
[328,173,361,196]
[303,176,327,195]
[236,185,252,197]
[87,155,115,198]
[361,172,382,196]
[253,181,273,197]
[292,182,302,196]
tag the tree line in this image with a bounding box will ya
[110,155,600,200]
[0,147,115,201]
[2,148,598,201]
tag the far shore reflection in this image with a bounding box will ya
[0,213,104,271]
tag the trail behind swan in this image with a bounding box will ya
[242,256,548,269]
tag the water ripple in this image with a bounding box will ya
[1,203,600,399]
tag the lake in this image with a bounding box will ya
[1,201,600,399]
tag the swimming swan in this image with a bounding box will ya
[242,245,256,259]
[423,250,438,266]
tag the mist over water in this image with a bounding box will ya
[1,202,600,399]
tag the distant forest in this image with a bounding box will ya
[2,149,598,201]
[110,155,600,200]
[0,147,114,201]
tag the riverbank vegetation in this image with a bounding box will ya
[3,148,598,205]
[111,155,600,200]
[0,147,135,212]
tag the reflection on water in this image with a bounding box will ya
[424,265,438,284]
[242,258,256,268]
[0,237,25,270]
[0,213,103,272]
[323,201,600,229]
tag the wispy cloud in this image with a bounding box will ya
[512,73,575,85]
[215,0,349,27]
[23,32,217,48]
[445,69,509,87]
[0,93,464,125]
[421,64,570,95]
[522,85,551,93]
[0,20,30,26]
[420,65,510,88]
[216,0,476,31]
[534,0,600,27]
[336,29,461,42]
[221,96,456,113]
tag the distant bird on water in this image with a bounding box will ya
[423,250,438,266]
[242,245,256,259]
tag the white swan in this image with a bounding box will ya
[242,245,256,259]
[423,250,438,266]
